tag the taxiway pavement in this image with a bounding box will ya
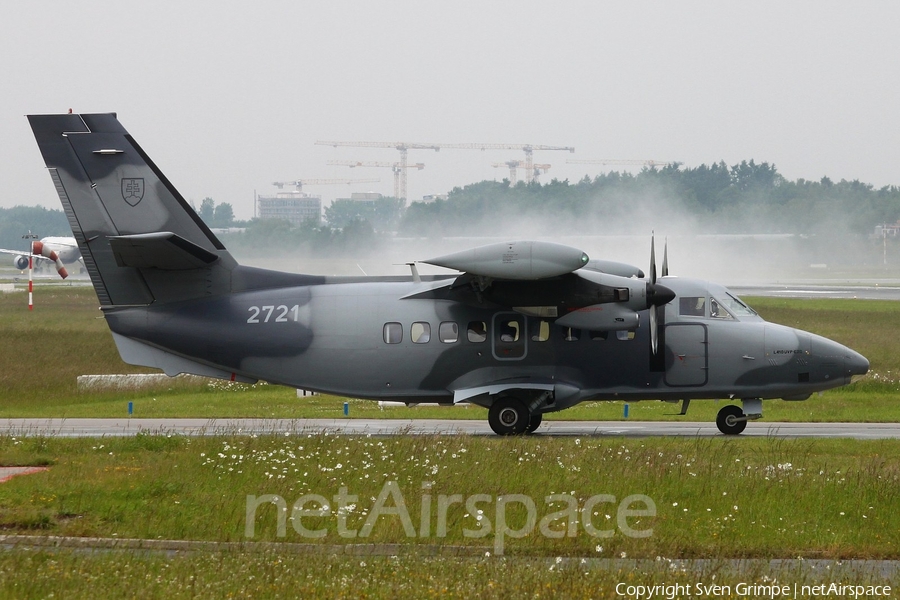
[2,418,898,439]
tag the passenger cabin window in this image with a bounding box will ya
[617,330,636,341]
[499,319,520,342]
[439,322,459,343]
[530,319,550,342]
[467,321,487,343]
[493,314,526,360]
[590,331,609,341]
[383,322,402,344]
[680,297,706,317]
[411,322,431,343]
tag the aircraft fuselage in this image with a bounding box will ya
[104,272,867,413]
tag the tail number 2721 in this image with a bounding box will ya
[247,305,300,324]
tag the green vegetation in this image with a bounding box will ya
[194,197,235,228]
[2,550,894,600]
[1,434,898,559]
[12,160,900,263]
[400,164,900,238]
[0,550,896,599]
[0,206,70,251]
[325,195,406,232]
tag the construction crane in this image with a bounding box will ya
[566,159,672,169]
[315,141,441,200]
[327,160,425,199]
[272,178,380,193]
[316,140,574,197]
[442,144,574,184]
[491,160,551,185]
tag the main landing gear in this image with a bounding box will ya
[488,397,543,435]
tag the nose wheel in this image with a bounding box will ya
[716,405,747,435]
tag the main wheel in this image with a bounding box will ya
[488,397,530,436]
[525,413,543,434]
[716,404,747,435]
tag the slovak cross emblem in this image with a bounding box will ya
[121,178,144,206]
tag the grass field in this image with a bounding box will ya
[1,286,899,596]
[1,432,899,596]
[1,433,898,558]
[1,551,896,600]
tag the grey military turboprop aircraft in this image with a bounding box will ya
[28,113,869,435]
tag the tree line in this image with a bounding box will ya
[398,161,900,237]
[4,161,899,256]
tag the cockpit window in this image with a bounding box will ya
[679,297,706,317]
[711,294,756,319]
[709,297,733,320]
[721,293,757,316]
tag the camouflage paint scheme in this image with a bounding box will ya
[28,113,869,435]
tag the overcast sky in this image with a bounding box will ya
[1,1,897,220]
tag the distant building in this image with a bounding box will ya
[421,193,448,203]
[256,191,321,225]
[875,222,900,238]
[335,192,383,204]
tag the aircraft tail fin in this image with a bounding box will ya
[27,113,237,306]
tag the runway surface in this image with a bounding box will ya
[3,418,899,438]
[729,283,900,301]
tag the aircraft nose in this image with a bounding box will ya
[809,335,869,381]
[846,349,869,377]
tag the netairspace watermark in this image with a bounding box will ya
[245,480,656,555]
[616,582,893,599]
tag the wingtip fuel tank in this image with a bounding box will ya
[422,240,589,280]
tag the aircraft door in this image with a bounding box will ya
[493,313,527,360]
[665,323,708,386]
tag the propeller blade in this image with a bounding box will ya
[649,233,658,355]
[661,238,669,278]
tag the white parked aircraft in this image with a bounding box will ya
[0,236,80,277]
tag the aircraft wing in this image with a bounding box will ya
[0,248,57,266]
[0,248,36,257]
[0,248,81,265]
[415,240,671,332]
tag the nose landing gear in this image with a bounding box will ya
[715,399,762,435]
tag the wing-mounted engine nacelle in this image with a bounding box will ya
[566,269,675,330]
[575,270,647,311]
[13,255,29,270]
[555,302,640,331]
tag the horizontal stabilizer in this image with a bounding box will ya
[109,232,219,270]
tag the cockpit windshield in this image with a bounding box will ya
[679,291,757,320]
[713,293,757,318]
